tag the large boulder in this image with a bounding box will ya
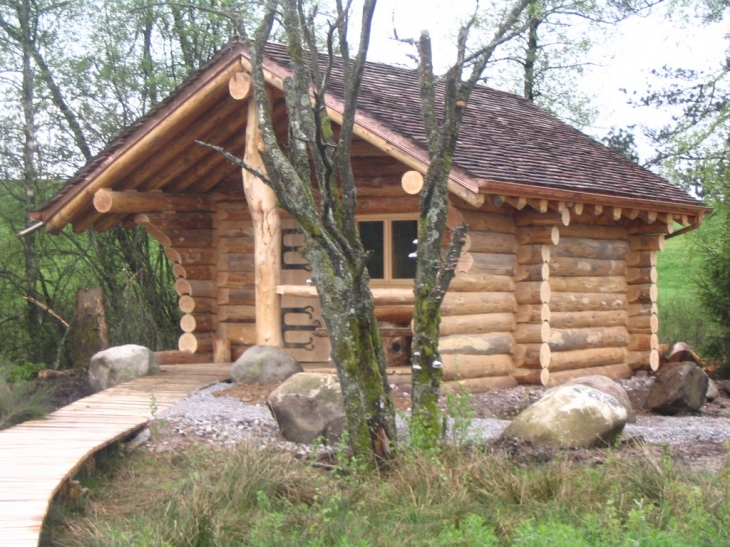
[647,362,709,415]
[549,375,636,423]
[89,345,159,393]
[231,345,302,385]
[502,384,627,448]
[266,373,345,444]
[707,379,720,402]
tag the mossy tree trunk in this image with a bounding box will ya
[410,1,533,443]
[238,0,395,464]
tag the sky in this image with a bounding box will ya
[361,0,729,160]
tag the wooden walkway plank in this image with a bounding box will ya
[0,363,230,547]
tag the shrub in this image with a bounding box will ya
[0,362,51,430]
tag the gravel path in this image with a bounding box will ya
[142,379,730,456]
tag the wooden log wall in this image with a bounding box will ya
[214,197,256,362]
[440,204,519,390]
[545,225,632,382]
[511,211,556,386]
[136,211,218,360]
[509,215,641,385]
[625,234,662,371]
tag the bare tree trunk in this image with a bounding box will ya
[241,0,396,464]
[523,15,540,102]
[411,1,533,444]
[19,0,41,362]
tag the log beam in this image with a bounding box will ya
[93,189,216,213]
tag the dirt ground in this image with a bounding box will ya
[214,375,730,419]
[34,370,730,468]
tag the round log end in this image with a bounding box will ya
[229,72,252,100]
[541,245,550,263]
[540,280,551,304]
[650,349,660,371]
[540,321,551,343]
[401,170,424,194]
[550,226,560,245]
[540,342,551,368]
[180,314,196,333]
[175,278,193,297]
[541,303,551,323]
[179,295,196,314]
[540,368,550,386]
[561,208,570,226]
[178,332,198,353]
[92,189,113,213]
[165,247,183,264]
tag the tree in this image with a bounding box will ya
[198,0,539,460]
[637,2,730,362]
[409,2,534,441]
[480,0,661,128]
[0,0,242,365]
[602,126,639,162]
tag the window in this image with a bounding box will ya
[359,216,418,281]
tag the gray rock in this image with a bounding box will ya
[550,375,636,423]
[706,379,720,402]
[266,373,345,444]
[503,384,627,448]
[89,344,159,393]
[647,362,709,415]
[231,345,302,384]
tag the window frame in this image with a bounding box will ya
[357,213,419,285]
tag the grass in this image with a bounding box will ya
[656,215,730,362]
[0,362,51,430]
[42,443,730,547]
[656,224,705,304]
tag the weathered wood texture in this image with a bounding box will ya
[243,96,282,347]
[214,195,257,362]
[0,363,230,547]
[443,205,518,379]
[535,222,637,383]
[137,212,221,356]
[513,222,554,384]
[624,235,661,371]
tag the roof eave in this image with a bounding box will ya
[41,44,248,234]
[476,178,711,216]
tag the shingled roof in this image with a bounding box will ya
[37,39,706,232]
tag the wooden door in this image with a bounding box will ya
[280,218,332,363]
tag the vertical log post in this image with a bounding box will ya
[242,95,283,347]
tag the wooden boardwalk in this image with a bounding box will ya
[0,363,230,546]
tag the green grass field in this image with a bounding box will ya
[657,227,704,302]
[656,212,728,358]
[41,444,730,547]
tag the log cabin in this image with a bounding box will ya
[32,41,710,390]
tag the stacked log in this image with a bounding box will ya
[136,211,219,357]
[440,206,518,389]
[625,235,663,371]
[214,199,256,362]
[538,223,633,382]
[511,213,557,385]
